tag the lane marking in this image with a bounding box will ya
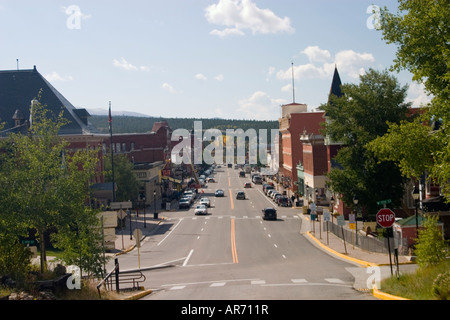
[231,218,239,263]
[157,218,183,246]
[183,249,194,267]
[229,189,234,210]
[210,282,226,287]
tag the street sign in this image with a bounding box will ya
[349,223,356,230]
[337,215,345,226]
[323,209,331,222]
[377,199,392,206]
[110,201,133,209]
[376,208,396,228]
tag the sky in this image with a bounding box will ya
[0,0,432,121]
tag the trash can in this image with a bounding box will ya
[154,212,158,219]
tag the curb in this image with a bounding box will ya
[305,231,409,300]
[122,288,153,300]
[305,231,374,267]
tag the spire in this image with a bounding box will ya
[328,65,342,104]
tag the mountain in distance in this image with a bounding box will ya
[85,107,151,118]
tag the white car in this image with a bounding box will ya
[199,197,210,207]
[194,204,208,215]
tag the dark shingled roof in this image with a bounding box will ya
[0,66,99,136]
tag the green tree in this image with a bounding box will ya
[104,153,139,202]
[375,0,450,201]
[415,214,448,268]
[321,69,411,217]
[0,97,104,275]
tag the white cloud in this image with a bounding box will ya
[237,91,286,120]
[195,73,208,81]
[44,72,73,82]
[334,50,375,78]
[205,0,294,37]
[161,82,178,94]
[276,46,375,81]
[214,74,224,81]
[301,46,331,63]
[113,58,138,71]
[407,82,433,107]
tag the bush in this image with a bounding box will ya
[415,214,448,268]
[0,235,32,280]
[432,271,450,300]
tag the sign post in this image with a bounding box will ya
[133,228,143,269]
[336,215,347,254]
[376,208,396,275]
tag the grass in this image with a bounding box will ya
[381,259,450,300]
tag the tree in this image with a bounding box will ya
[374,0,450,201]
[321,69,411,217]
[0,97,104,275]
[415,214,448,268]
[104,153,139,202]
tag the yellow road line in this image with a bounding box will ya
[231,218,238,263]
[229,189,234,210]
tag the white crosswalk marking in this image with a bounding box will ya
[210,282,226,287]
[325,278,345,284]
[291,279,308,283]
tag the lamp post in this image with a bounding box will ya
[353,194,359,246]
[153,190,157,219]
[143,197,146,228]
[412,186,420,239]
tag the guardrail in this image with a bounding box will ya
[97,258,146,298]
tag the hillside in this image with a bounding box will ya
[89,115,279,134]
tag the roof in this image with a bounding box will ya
[0,66,99,136]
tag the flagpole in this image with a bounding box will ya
[109,101,116,203]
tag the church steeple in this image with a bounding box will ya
[328,65,342,104]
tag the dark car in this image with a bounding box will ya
[277,196,292,207]
[236,191,246,200]
[244,182,252,188]
[239,171,245,177]
[215,189,225,197]
[262,207,277,220]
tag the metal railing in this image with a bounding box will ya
[97,258,146,298]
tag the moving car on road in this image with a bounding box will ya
[236,191,246,200]
[215,189,224,197]
[262,207,277,220]
[194,204,208,215]
[244,182,252,188]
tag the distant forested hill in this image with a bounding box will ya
[89,115,279,134]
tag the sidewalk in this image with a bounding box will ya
[111,202,174,256]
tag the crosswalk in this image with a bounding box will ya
[170,215,300,221]
[163,277,350,291]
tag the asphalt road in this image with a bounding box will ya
[112,167,375,300]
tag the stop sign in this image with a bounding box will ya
[376,208,396,228]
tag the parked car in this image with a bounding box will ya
[264,186,274,195]
[207,177,216,183]
[236,191,246,200]
[179,199,190,209]
[215,189,224,197]
[277,196,292,207]
[194,204,208,215]
[199,197,210,207]
[262,207,277,220]
[273,193,282,202]
[244,182,252,188]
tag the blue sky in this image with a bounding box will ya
[0,0,431,120]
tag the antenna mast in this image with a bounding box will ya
[291,61,295,103]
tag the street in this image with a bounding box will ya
[109,167,375,300]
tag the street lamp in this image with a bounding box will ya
[353,194,359,245]
[412,185,420,239]
[153,190,158,219]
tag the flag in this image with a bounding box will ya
[108,102,112,133]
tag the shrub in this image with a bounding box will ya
[432,271,450,300]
